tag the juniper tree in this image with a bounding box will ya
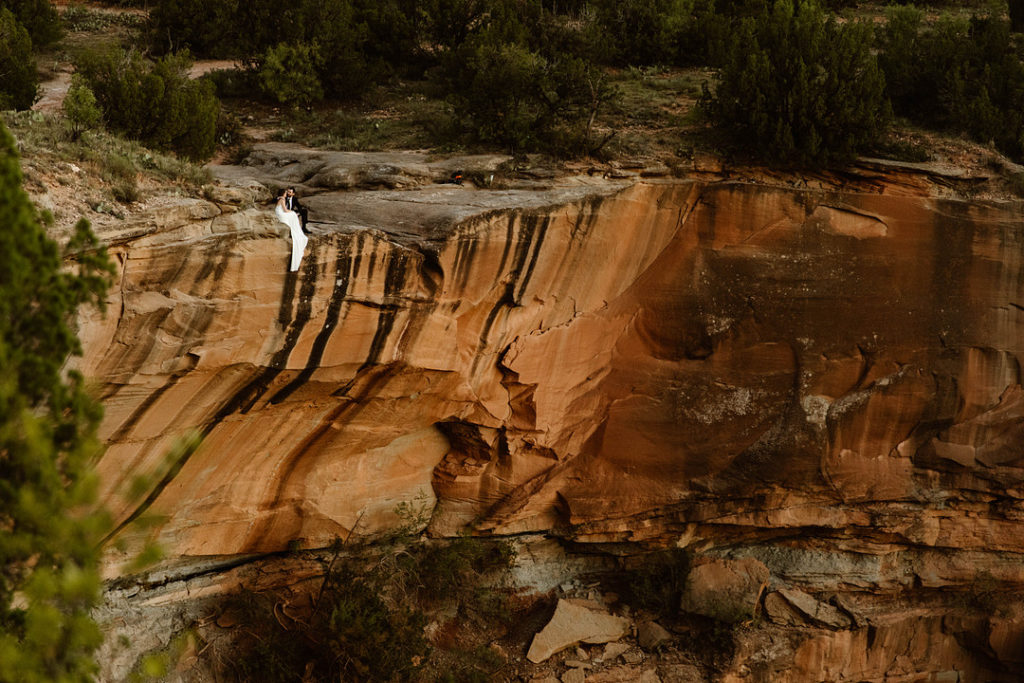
[705,0,889,165]
[0,8,38,111]
[0,120,114,682]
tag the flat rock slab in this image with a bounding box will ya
[527,599,631,663]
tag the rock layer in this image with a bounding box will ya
[78,149,1024,680]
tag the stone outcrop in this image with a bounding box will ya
[527,599,631,663]
[76,144,1024,680]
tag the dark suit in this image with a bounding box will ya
[285,194,308,232]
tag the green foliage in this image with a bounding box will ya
[705,0,890,165]
[447,37,616,155]
[591,0,692,66]
[147,0,238,57]
[74,46,220,160]
[224,535,514,682]
[0,0,60,48]
[0,120,114,683]
[62,75,101,141]
[0,8,38,111]
[258,43,324,107]
[878,11,1024,160]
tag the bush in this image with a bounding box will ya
[223,537,514,682]
[62,74,102,140]
[447,37,616,155]
[878,12,1024,160]
[591,0,691,66]
[704,0,890,165]
[147,0,239,57]
[2,0,60,47]
[258,42,324,106]
[75,46,220,160]
[0,8,38,111]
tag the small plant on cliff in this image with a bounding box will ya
[219,535,515,682]
[0,120,115,680]
[703,0,890,165]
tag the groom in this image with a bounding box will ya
[285,187,309,233]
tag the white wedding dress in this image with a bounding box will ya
[275,201,307,271]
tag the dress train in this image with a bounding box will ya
[275,203,307,271]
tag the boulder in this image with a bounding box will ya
[637,621,673,651]
[679,558,769,623]
[527,599,631,663]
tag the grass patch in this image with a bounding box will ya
[3,110,211,191]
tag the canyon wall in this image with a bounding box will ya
[80,149,1024,680]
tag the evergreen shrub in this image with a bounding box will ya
[62,75,102,140]
[0,119,114,683]
[705,0,890,165]
[74,47,220,160]
[878,11,1024,160]
[1,0,60,48]
[0,8,38,111]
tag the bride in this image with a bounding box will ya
[275,189,308,271]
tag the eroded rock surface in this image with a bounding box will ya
[79,145,1024,680]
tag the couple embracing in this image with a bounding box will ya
[275,187,309,271]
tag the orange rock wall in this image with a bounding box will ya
[82,180,1024,680]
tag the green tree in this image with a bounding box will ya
[878,12,1024,161]
[147,0,238,57]
[0,121,114,681]
[705,0,889,165]
[0,0,60,48]
[62,74,102,140]
[449,38,608,154]
[591,0,691,66]
[75,46,220,160]
[258,42,324,107]
[0,8,38,111]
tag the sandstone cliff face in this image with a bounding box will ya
[80,148,1024,680]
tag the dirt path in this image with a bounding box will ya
[34,70,71,113]
[33,59,239,114]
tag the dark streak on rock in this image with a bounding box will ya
[470,213,541,375]
[240,363,401,553]
[358,250,408,372]
[103,249,320,545]
[515,214,550,303]
[108,375,181,443]
[269,238,354,404]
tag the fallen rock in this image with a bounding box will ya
[679,558,770,623]
[561,669,586,683]
[637,621,673,651]
[601,642,630,661]
[527,599,631,663]
[766,588,852,629]
[656,663,705,682]
[585,665,661,683]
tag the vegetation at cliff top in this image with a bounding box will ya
[5,0,1024,172]
[0,118,114,681]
